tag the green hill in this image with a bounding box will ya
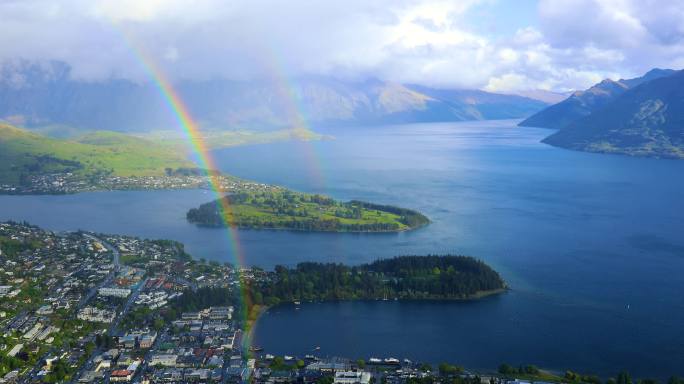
[543,70,684,158]
[0,124,193,184]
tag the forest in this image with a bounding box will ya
[246,255,506,305]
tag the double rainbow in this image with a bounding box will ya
[115,28,256,348]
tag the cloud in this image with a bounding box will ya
[0,0,682,92]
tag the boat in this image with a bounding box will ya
[368,358,382,364]
[294,301,301,305]
[284,355,294,361]
[313,346,321,351]
[249,346,264,352]
[305,354,315,360]
[384,357,400,365]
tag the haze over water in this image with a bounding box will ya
[1,120,683,377]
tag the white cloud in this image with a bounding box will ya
[0,0,682,92]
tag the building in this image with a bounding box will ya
[148,354,178,367]
[98,287,131,298]
[77,307,116,323]
[334,371,372,384]
[110,370,134,382]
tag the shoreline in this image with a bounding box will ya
[188,220,429,234]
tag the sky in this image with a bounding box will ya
[1,0,683,92]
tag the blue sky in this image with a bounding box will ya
[465,0,539,38]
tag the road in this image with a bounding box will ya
[76,234,121,310]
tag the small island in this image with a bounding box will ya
[186,190,430,232]
[246,255,507,305]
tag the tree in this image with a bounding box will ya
[439,363,464,376]
[498,364,517,375]
[617,371,633,384]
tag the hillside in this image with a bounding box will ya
[519,69,676,129]
[0,124,193,184]
[543,70,684,158]
[0,60,547,132]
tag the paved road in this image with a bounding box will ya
[77,234,121,310]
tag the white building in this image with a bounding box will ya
[334,371,372,384]
[98,287,131,298]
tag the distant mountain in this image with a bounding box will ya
[0,60,547,133]
[519,69,676,129]
[543,70,684,159]
[513,89,573,104]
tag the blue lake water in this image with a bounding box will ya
[1,120,683,378]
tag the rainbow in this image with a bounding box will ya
[256,46,328,190]
[113,27,256,350]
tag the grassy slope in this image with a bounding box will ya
[140,127,327,151]
[228,199,409,230]
[0,124,193,183]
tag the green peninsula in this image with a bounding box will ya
[248,255,507,304]
[186,190,429,232]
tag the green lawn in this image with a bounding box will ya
[187,190,430,232]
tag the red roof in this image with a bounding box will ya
[111,370,131,377]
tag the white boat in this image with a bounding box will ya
[284,355,294,361]
[384,357,400,364]
[368,358,382,364]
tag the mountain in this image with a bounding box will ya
[542,70,684,159]
[513,89,573,104]
[519,69,676,129]
[0,60,547,133]
[0,123,192,184]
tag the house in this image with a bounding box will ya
[334,371,372,384]
[98,287,131,298]
[110,369,134,382]
[149,354,178,367]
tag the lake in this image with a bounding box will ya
[1,120,683,378]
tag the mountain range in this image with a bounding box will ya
[519,69,676,130]
[0,60,547,134]
[521,68,684,159]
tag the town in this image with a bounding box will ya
[0,172,281,196]
[0,222,664,384]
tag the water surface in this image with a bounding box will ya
[1,120,683,377]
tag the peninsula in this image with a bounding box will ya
[247,255,507,305]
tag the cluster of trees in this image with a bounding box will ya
[169,287,237,313]
[350,201,430,228]
[94,334,116,349]
[186,191,428,232]
[164,167,221,177]
[22,154,82,174]
[247,255,505,305]
[498,364,541,376]
[497,365,679,384]
[0,236,41,257]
